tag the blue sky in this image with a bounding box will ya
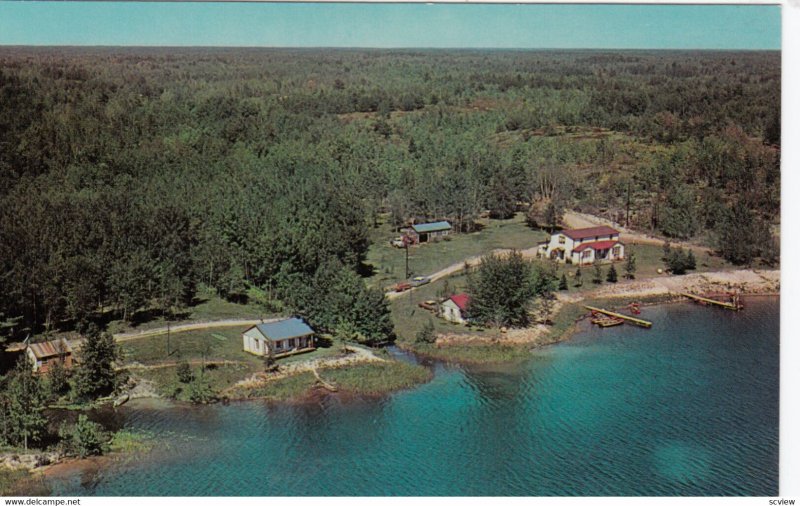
[0,2,781,49]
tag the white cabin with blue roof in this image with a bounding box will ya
[242,317,315,358]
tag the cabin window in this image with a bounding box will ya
[582,250,591,258]
[558,235,565,244]
[613,246,621,256]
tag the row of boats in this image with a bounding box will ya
[589,302,641,328]
[589,291,744,329]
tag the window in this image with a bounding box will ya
[582,250,591,258]
[613,246,621,256]
[558,235,566,244]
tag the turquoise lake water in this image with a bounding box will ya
[49,297,779,496]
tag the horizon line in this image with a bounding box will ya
[0,45,782,51]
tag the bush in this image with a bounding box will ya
[606,264,618,283]
[176,361,194,384]
[188,377,217,404]
[47,360,70,398]
[664,247,697,275]
[59,415,108,458]
[415,319,437,344]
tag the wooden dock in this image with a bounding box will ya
[583,306,653,328]
[679,292,742,311]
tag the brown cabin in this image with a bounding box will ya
[25,338,73,374]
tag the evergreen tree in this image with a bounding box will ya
[0,359,48,450]
[466,251,542,328]
[558,274,568,291]
[487,172,517,219]
[574,267,583,287]
[686,250,697,270]
[47,358,70,399]
[606,264,618,283]
[592,262,603,284]
[624,254,637,279]
[539,291,556,325]
[59,414,107,458]
[72,326,119,400]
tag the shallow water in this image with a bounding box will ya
[49,297,779,496]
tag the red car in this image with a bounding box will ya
[394,282,412,292]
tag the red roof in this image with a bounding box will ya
[449,293,470,311]
[572,240,620,253]
[562,226,619,240]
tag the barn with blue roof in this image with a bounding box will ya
[407,220,452,244]
[242,317,315,358]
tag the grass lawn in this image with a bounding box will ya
[545,243,737,297]
[121,326,350,368]
[319,361,432,394]
[365,212,548,289]
[133,362,259,401]
[120,326,261,365]
[106,286,274,335]
[226,360,431,400]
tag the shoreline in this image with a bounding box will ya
[5,271,778,494]
[402,268,779,363]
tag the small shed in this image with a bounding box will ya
[407,221,452,244]
[242,317,315,358]
[441,293,470,324]
[26,338,73,374]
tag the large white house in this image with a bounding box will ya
[538,226,625,265]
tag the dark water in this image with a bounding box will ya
[50,298,779,496]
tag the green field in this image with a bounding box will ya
[106,286,273,335]
[120,326,261,365]
[365,213,548,289]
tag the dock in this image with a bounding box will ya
[583,306,653,328]
[679,292,743,311]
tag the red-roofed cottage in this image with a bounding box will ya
[441,293,470,324]
[537,226,625,265]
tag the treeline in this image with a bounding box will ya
[0,48,780,339]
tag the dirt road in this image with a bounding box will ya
[113,318,277,342]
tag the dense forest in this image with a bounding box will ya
[0,48,780,342]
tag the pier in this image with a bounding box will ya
[679,292,743,311]
[583,306,653,328]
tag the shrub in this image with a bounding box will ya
[59,415,108,458]
[176,361,194,384]
[415,319,437,344]
[606,264,618,283]
[188,377,217,404]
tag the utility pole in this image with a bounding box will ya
[405,244,410,280]
[625,179,632,228]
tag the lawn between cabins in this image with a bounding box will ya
[388,242,737,364]
[365,213,548,289]
[119,326,430,402]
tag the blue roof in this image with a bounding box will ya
[255,318,314,341]
[412,221,452,233]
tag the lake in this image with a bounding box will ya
[49,297,779,496]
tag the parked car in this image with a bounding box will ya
[410,276,431,287]
[394,281,412,292]
[418,300,438,311]
[390,237,405,248]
